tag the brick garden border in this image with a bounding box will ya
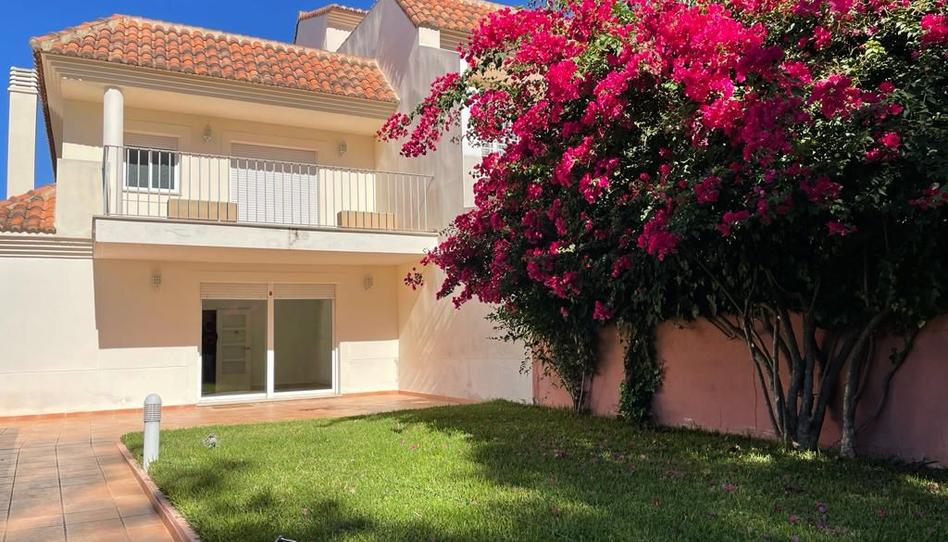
[117,441,201,542]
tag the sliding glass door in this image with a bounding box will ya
[274,299,333,392]
[201,300,267,397]
[200,283,336,400]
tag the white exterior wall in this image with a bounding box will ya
[0,6,532,416]
[296,16,353,52]
[340,0,531,402]
[296,17,330,50]
[60,99,377,170]
[0,253,400,416]
[54,99,385,236]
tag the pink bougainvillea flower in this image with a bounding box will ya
[593,301,615,321]
[637,208,680,260]
[717,210,752,236]
[921,14,948,45]
[800,176,843,203]
[827,220,858,236]
[879,131,901,149]
[695,176,722,204]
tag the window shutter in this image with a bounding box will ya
[230,143,317,164]
[200,283,268,300]
[228,143,318,225]
[271,283,335,299]
[125,133,179,150]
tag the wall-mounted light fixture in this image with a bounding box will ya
[363,273,374,291]
[202,124,213,143]
[337,140,348,156]
[151,272,162,290]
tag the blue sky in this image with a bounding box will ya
[0,0,517,199]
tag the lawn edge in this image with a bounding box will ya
[117,441,202,542]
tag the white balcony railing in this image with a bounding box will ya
[101,146,434,233]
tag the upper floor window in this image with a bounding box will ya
[124,133,179,191]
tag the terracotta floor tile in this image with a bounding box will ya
[64,505,120,525]
[106,479,145,497]
[61,495,113,514]
[4,513,63,531]
[119,512,163,530]
[8,498,62,520]
[124,524,175,542]
[60,476,105,489]
[11,476,59,490]
[113,494,154,518]
[66,517,128,542]
[3,524,67,542]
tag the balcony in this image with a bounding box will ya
[101,145,434,233]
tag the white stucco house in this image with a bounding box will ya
[0,0,531,416]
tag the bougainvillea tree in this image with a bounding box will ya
[382,0,948,453]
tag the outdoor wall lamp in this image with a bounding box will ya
[338,140,348,156]
[202,124,214,143]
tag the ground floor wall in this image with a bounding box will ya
[0,256,403,415]
[534,319,948,465]
[396,264,533,402]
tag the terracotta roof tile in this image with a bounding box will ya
[0,184,56,234]
[31,14,397,103]
[395,0,506,33]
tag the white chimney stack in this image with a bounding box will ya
[6,67,38,197]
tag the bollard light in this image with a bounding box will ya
[143,393,162,472]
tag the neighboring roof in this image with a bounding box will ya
[0,184,56,234]
[395,0,506,33]
[298,4,369,22]
[30,14,397,103]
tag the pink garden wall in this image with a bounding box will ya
[534,317,948,465]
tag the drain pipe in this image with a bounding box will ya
[143,393,162,471]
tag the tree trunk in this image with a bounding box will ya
[840,360,861,458]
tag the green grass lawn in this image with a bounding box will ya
[122,401,947,542]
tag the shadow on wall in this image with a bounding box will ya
[535,318,948,465]
[396,264,531,400]
[92,260,403,350]
[93,260,202,350]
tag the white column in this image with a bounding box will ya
[102,87,124,148]
[266,285,275,397]
[6,67,38,197]
[102,87,124,215]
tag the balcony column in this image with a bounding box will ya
[102,86,124,148]
[102,87,124,215]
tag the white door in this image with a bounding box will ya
[216,308,252,392]
[229,143,318,226]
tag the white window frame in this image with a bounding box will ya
[123,134,181,195]
[197,282,339,404]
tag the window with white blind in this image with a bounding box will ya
[228,143,318,226]
[124,133,180,191]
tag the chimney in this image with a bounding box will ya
[6,67,38,197]
[295,6,366,51]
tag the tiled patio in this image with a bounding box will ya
[0,393,456,541]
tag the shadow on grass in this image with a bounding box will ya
[124,402,948,542]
